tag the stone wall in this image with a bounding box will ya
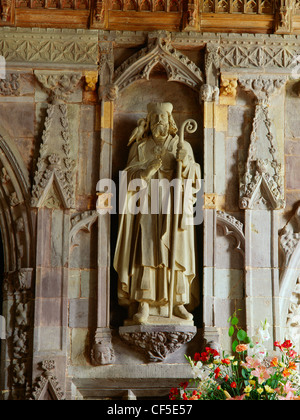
[0,28,300,400]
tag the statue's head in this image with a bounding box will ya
[146,102,178,141]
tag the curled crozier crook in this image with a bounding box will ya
[179,119,198,145]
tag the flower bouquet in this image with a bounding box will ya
[170,312,300,400]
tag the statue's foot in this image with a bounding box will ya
[133,302,149,324]
[173,305,193,321]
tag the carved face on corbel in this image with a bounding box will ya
[92,341,114,365]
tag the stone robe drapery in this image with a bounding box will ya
[113,134,201,316]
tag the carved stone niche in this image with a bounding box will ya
[119,325,196,363]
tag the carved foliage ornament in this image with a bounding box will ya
[120,329,196,363]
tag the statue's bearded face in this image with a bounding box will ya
[150,112,169,141]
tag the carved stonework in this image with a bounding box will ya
[69,210,98,252]
[84,70,98,91]
[204,193,217,209]
[200,84,219,103]
[5,269,34,399]
[31,360,65,400]
[31,72,81,209]
[280,203,300,267]
[238,76,287,210]
[219,75,238,105]
[216,211,245,257]
[119,326,197,363]
[34,71,81,104]
[114,35,203,93]
[286,277,300,353]
[91,329,115,366]
[0,74,20,96]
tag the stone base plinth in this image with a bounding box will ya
[119,325,197,363]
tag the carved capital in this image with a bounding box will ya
[34,71,82,104]
[239,75,287,106]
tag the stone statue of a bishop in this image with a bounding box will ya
[113,102,201,326]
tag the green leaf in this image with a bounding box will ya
[228,326,235,337]
[237,329,247,341]
[231,317,239,326]
[232,340,239,352]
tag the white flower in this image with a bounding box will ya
[191,361,203,379]
[257,321,271,343]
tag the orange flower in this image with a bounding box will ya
[270,357,278,367]
[289,361,297,371]
[282,369,291,377]
[236,344,248,353]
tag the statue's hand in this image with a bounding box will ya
[142,158,162,180]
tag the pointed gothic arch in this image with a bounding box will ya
[0,127,33,273]
[114,37,204,94]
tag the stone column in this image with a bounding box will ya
[91,41,116,366]
[238,75,287,348]
[201,42,222,348]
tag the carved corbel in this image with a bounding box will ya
[238,76,287,210]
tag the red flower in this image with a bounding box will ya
[214,367,221,379]
[282,340,293,349]
[221,358,231,365]
[169,388,179,400]
[182,393,188,401]
[179,382,189,390]
[194,353,201,362]
[230,382,237,389]
[225,375,229,382]
[206,347,220,357]
[200,352,209,362]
